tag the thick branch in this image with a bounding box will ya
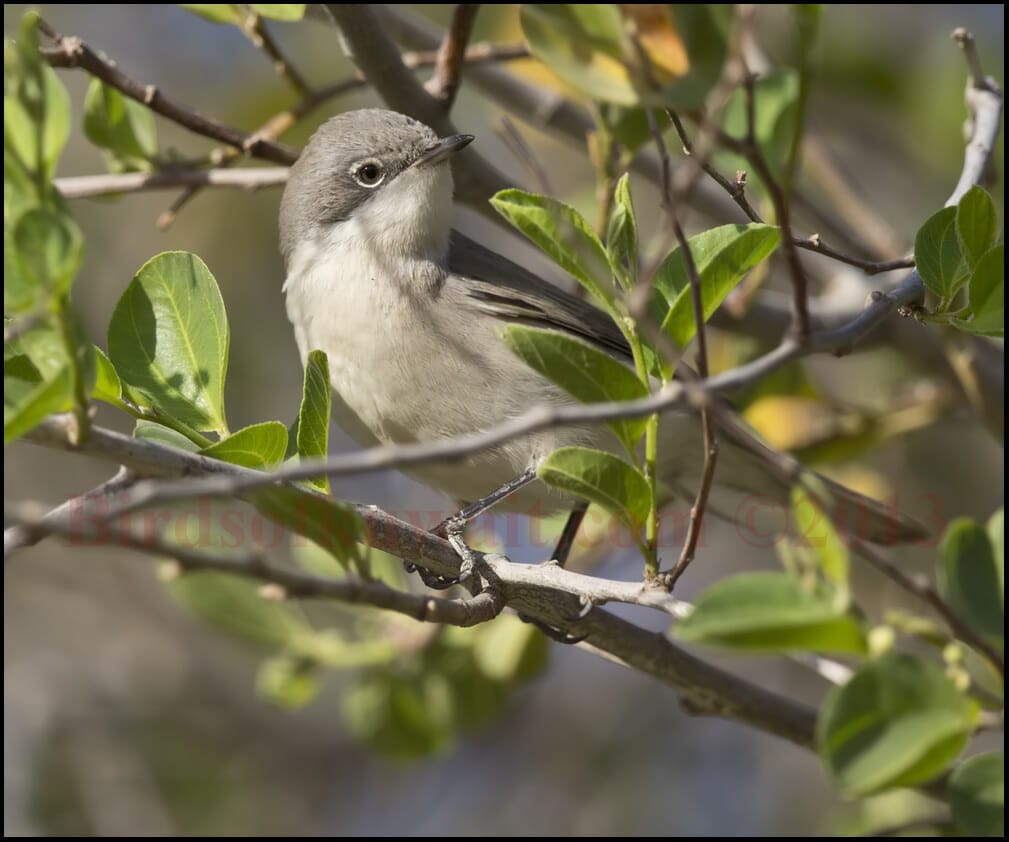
[38,18,297,165]
[6,505,504,628]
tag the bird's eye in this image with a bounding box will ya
[353,161,385,188]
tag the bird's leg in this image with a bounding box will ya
[433,467,539,535]
[551,501,589,568]
[406,467,538,590]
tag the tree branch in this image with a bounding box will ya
[54,167,290,199]
[851,539,1005,675]
[739,71,812,340]
[38,17,298,165]
[644,107,719,589]
[5,504,505,628]
[425,4,480,107]
[239,8,314,97]
[7,417,821,748]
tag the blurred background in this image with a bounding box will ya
[4,4,1004,836]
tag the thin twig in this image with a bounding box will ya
[3,467,135,557]
[425,4,480,107]
[739,70,812,339]
[851,539,1005,675]
[951,27,990,90]
[38,17,298,165]
[54,167,290,199]
[669,110,761,222]
[673,112,916,275]
[644,106,719,588]
[239,7,314,96]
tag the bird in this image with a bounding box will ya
[279,108,924,572]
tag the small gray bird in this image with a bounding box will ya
[280,109,923,557]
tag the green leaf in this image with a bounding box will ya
[250,486,362,567]
[9,207,83,309]
[471,615,548,683]
[168,570,310,648]
[250,4,305,20]
[92,347,124,405]
[988,509,1003,590]
[955,244,1003,337]
[938,517,1003,647]
[792,483,849,591]
[2,322,89,444]
[134,418,200,452]
[949,752,1004,837]
[6,13,71,181]
[296,350,331,493]
[4,353,70,444]
[178,4,242,24]
[343,669,455,760]
[955,186,998,270]
[606,173,638,289]
[537,446,650,531]
[108,251,230,434]
[503,324,647,452]
[675,572,866,653]
[256,654,321,710]
[651,223,781,349]
[817,654,978,796]
[83,79,158,170]
[914,206,968,299]
[491,189,615,307]
[201,421,288,469]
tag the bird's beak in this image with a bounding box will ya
[412,134,474,168]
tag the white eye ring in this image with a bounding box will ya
[352,160,385,188]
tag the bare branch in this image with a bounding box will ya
[5,504,505,628]
[644,108,719,588]
[239,8,314,97]
[54,167,290,200]
[425,4,480,108]
[851,539,1005,675]
[3,467,134,558]
[739,71,812,340]
[673,112,915,275]
[38,17,298,165]
[949,30,1003,205]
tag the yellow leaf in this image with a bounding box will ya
[620,4,689,79]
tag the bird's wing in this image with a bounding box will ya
[448,230,633,361]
